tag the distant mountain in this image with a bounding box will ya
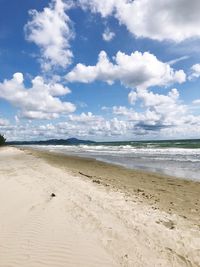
[8,138,96,146]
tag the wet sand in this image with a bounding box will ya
[29,147,200,225]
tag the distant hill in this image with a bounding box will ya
[8,138,96,146]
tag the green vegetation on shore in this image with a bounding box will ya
[0,134,6,146]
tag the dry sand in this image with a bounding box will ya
[0,146,199,267]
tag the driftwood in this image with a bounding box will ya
[78,172,93,178]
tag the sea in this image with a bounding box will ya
[26,139,200,181]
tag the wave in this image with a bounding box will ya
[23,144,200,181]
[26,144,200,166]
[30,144,200,156]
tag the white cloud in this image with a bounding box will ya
[111,87,200,138]
[69,112,102,122]
[102,28,115,42]
[22,111,59,120]
[79,0,116,17]
[193,99,200,105]
[1,103,200,141]
[79,0,200,42]
[167,56,189,66]
[0,73,75,120]
[0,118,9,126]
[25,0,74,71]
[128,88,187,127]
[129,88,179,108]
[52,113,133,139]
[188,64,200,80]
[6,115,130,141]
[114,87,193,131]
[66,50,186,89]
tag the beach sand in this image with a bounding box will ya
[0,146,199,267]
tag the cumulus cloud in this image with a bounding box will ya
[79,0,200,42]
[25,0,74,71]
[66,50,186,89]
[0,73,75,120]
[2,109,200,141]
[79,0,116,17]
[1,102,200,141]
[58,116,132,137]
[113,88,189,133]
[102,28,115,42]
[0,114,132,141]
[113,86,196,133]
[188,64,200,80]
[68,112,102,122]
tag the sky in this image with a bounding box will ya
[0,0,200,141]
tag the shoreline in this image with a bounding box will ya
[21,146,200,224]
[18,144,200,182]
[0,146,199,266]
[19,145,200,182]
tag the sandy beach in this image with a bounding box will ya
[0,146,199,267]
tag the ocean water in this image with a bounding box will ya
[26,139,200,181]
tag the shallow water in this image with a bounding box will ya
[22,141,200,181]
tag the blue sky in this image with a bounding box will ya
[0,0,200,141]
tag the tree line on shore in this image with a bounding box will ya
[0,134,6,146]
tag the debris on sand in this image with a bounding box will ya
[92,179,101,184]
